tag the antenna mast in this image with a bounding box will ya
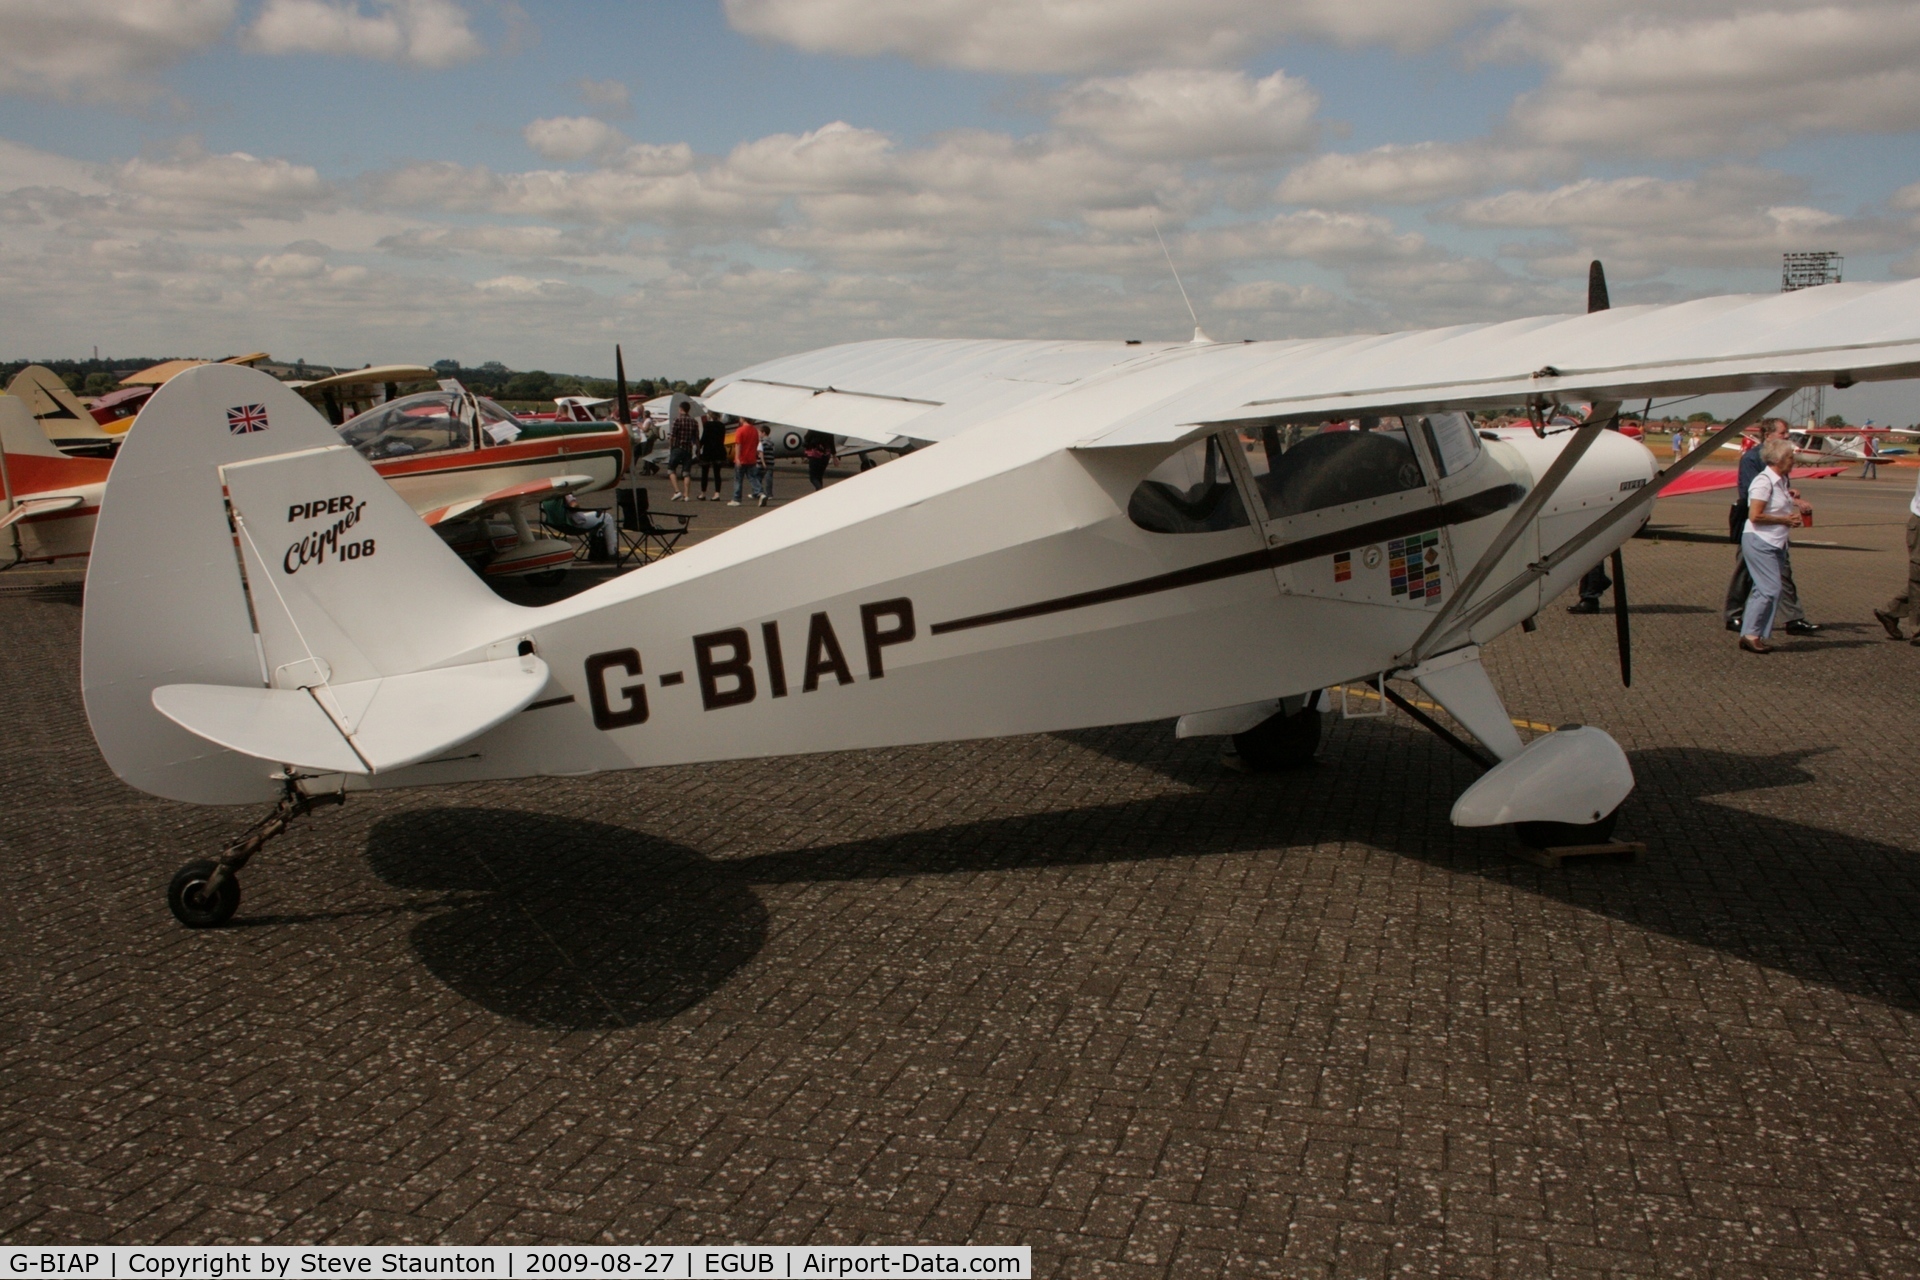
[1151,215,1211,343]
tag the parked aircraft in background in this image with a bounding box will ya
[290,365,435,425]
[0,396,107,568]
[1787,425,1919,465]
[522,396,617,424]
[337,381,630,582]
[4,365,119,455]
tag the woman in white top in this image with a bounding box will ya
[1739,437,1808,653]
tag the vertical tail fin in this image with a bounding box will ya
[82,364,529,803]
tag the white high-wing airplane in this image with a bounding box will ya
[78,280,1920,927]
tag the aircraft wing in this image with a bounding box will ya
[699,282,1920,452]
[1659,464,1849,498]
[419,473,597,526]
[1084,279,1920,447]
[701,338,1184,445]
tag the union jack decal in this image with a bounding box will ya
[227,404,270,434]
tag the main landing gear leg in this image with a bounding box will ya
[167,781,345,928]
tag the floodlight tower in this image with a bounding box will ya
[1781,252,1843,428]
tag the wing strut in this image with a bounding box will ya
[1404,400,1617,665]
[1422,386,1791,656]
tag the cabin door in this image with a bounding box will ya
[1222,417,1460,611]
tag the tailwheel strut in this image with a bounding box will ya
[167,779,345,928]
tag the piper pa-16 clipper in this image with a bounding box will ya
[79,277,1920,926]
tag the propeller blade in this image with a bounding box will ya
[614,344,632,427]
[1588,259,1610,313]
[1611,548,1631,687]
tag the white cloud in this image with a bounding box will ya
[0,138,106,194]
[723,0,1491,72]
[525,116,627,163]
[254,250,328,278]
[370,161,771,227]
[1277,142,1570,205]
[1509,4,1920,157]
[723,122,899,193]
[1053,68,1318,161]
[377,224,619,259]
[1447,168,1901,271]
[244,0,485,69]
[0,0,236,102]
[577,77,631,117]
[1894,182,1920,214]
[475,274,587,297]
[1187,209,1428,264]
[114,144,331,227]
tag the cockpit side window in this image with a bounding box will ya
[1234,417,1428,520]
[1127,434,1250,534]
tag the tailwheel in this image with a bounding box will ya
[1515,808,1619,850]
[164,781,345,928]
[1229,703,1322,772]
[523,568,569,587]
[168,860,240,928]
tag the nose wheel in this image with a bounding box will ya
[166,781,344,928]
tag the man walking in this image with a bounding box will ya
[729,418,763,507]
[1874,465,1920,643]
[1724,419,1820,634]
[667,399,698,501]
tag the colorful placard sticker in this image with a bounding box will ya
[1333,551,1352,582]
[1387,530,1443,605]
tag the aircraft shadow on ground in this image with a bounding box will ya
[366,723,1920,1027]
[363,808,768,1030]
[1050,720,1920,1011]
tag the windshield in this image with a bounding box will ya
[338,391,523,459]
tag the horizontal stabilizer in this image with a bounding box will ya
[152,684,366,774]
[0,495,84,528]
[421,473,595,527]
[153,653,550,775]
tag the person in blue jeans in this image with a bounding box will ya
[1739,438,1808,654]
[1723,420,1817,633]
[729,418,764,506]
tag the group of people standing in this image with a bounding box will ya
[661,402,842,507]
[1724,418,1920,653]
[1572,415,1920,655]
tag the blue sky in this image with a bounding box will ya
[1,0,1916,420]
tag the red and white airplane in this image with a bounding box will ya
[337,381,631,581]
[0,395,109,568]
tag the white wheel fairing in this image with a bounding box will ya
[1450,726,1633,828]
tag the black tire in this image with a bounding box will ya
[524,568,569,587]
[1515,809,1620,850]
[168,861,239,928]
[1231,705,1322,772]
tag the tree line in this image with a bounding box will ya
[0,357,713,405]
